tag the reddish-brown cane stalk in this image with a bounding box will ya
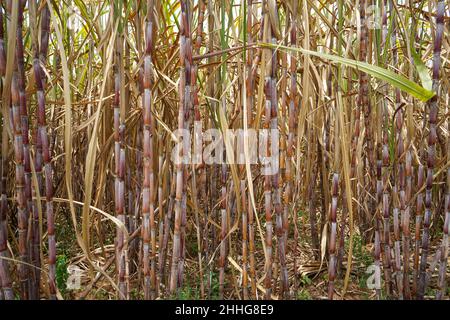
[0,127,13,300]
[30,5,43,272]
[142,0,156,300]
[375,155,382,299]
[178,1,195,293]
[308,146,319,260]
[288,0,299,294]
[170,0,191,295]
[417,0,444,299]
[436,61,450,300]
[328,174,338,299]
[156,145,164,294]
[33,2,55,299]
[393,206,404,298]
[374,4,384,268]
[361,0,376,244]
[390,0,404,299]
[240,177,249,299]
[240,0,253,300]
[263,89,273,299]
[0,3,4,77]
[412,164,424,295]
[15,0,35,299]
[178,0,195,294]
[0,4,13,301]
[191,0,206,299]
[402,151,412,298]
[277,6,289,299]
[380,0,392,296]
[436,194,449,299]
[219,164,227,299]
[159,171,175,291]
[267,2,287,300]
[351,5,362,238]
[247,0,264,300]
[113,31,128,299]
[358,0,375,242]
[203,0,216,299]
[11,72,29,299]
[0,132,13,300]
[263,1,274,298]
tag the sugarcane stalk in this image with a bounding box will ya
[393,206,404,298]
[0,2,13,301]
[0,3,4,77]
[436,194,449,299]
[11,71,29,299]
[0,128,13,300]
[287,0,298,295]
[132,120,142,279]
[268,2,287,300]
[219,163,227,299]
[328,174,338,299]
[15,0,35,299]
[374,2,384,270]
[436,50,450,300]
[156,148,164,294]
[32,2,55,300]
[203,0,216,300]
[417,0,444,300]
[0,126,13,300]
[375,155,382,299]
[247,0,263,300]
[389,0,404,299]
[412,164,424,295]
[372,0,383,299]
[402,151,412,298]
[113,24,128,298]
[351,2,363,237]
[191,0,206,299]
[262,0,274,299]
[170,0,191,296]
[159,171,175,291]
[361,0,376,243]
[379,0,393,295]
[178,0,193,294]
[308,148,319,259]
[142,0,156,300]
[358,0,376,242]
[240,0,253,300]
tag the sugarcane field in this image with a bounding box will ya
[0,0,449,301]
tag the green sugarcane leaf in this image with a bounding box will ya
[411,49,433,92]
[259,42,435,102]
